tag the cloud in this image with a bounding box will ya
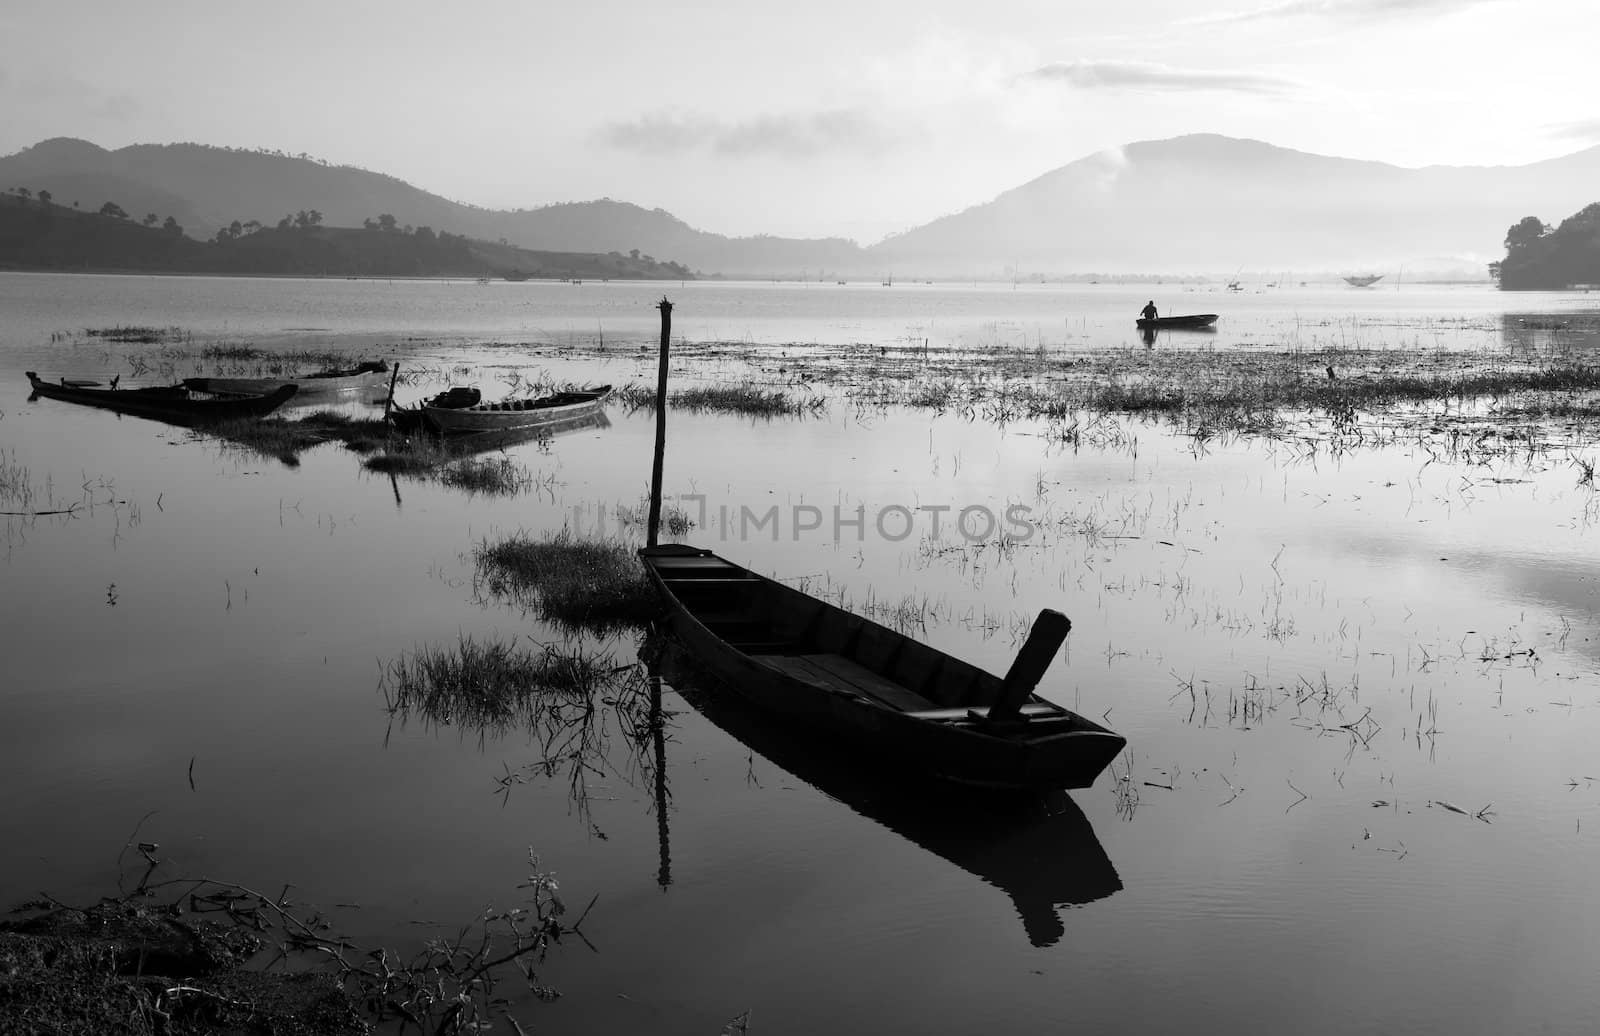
[3,67,142,121]
[1024,60,1301,96]
[1186,0,1498,26]
[598,108,897,158]
[1546,118,1600,144]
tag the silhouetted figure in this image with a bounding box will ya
[1139,300,1159,321]
[1326,365,1336,381]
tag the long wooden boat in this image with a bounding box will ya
[650,636,1121,944]
[1343,274,1384,288]
[1136,313,1218,330]
[26,372,297,422]
[640,543,1126,790]
[423,384,612,434]
[182,360,390,396]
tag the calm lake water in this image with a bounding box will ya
[3,273,1600,1034]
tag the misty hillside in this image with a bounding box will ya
[869,134,1600,275]
[6,134,1599,277]
[0,192,693,281]
[0,138,865,277]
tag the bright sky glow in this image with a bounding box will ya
[2,0,1595,242]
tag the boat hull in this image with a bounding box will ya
[1136,314,1218,330]
[27,373,297,423]
[424,386,612,433]
[641,545,1125,791]
[182,364,389,396]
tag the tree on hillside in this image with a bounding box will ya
[38,190,51,206]
[99,201,128,219]
[377,213,397,232]
[242,220,261,236]
[144,213,159,227]
[13,187,32,200]
[162,216,183,236]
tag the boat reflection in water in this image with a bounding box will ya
[647,637,1122,947]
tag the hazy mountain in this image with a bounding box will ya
[868,134,1600,276]
[6,133,1599,278]
[0,138,865,276]
[0,192,695,281]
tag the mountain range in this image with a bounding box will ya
[4,134,1598,279]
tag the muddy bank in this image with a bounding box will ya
[0,899,365,1036]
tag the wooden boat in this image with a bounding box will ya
[423,384,612,434]
[639,543,1126,790]
[181,360,389,396]
[386,386,482,434]
[26,372,297,422]
[1136,313,1218,330]
[650,636,1121,944]
[1343,274,1384,288]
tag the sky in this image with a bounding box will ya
[2,0,1597,243]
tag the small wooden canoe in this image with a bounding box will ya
[387,386,482,434]
[26,372,297,422]
[423,385,612,434]
[182,361,389,396]
[640,544,1126,790]
[651,636,1122,943]
[1135,314,1218,330]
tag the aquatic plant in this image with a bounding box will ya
[617,381,826,418]
[474,532,657,634]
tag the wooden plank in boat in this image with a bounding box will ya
[752,654,856,695]
[908,703,1064,721]
[797,653,935,712]
[653,557,745,575]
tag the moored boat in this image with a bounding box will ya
[387,386,482,434]
[26,372,297,422]
[1136,313,1218,330]
[182,361,389,396]
[650,636,1121,944]
[423,384,612,434]
[639,543,1126,790]
[1343,274,1384,288]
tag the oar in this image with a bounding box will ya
[987,609,1072,723]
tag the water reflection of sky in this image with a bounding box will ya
[2,275,1599,1036]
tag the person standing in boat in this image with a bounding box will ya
[1139,300,1159,321]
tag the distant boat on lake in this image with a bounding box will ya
[1343,274,1384,288]
[1136,314,1218,330]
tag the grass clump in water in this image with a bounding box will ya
[209,411,393,465]
[440,456,536,496]
[617,381,825,418]
[380,634,626,728]
[475,532,657,634]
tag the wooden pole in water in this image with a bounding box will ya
[646,297,672,548]
[382,362,400,424]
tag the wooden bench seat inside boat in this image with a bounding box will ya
[751,653,936,711]
[906,703,1066,721]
